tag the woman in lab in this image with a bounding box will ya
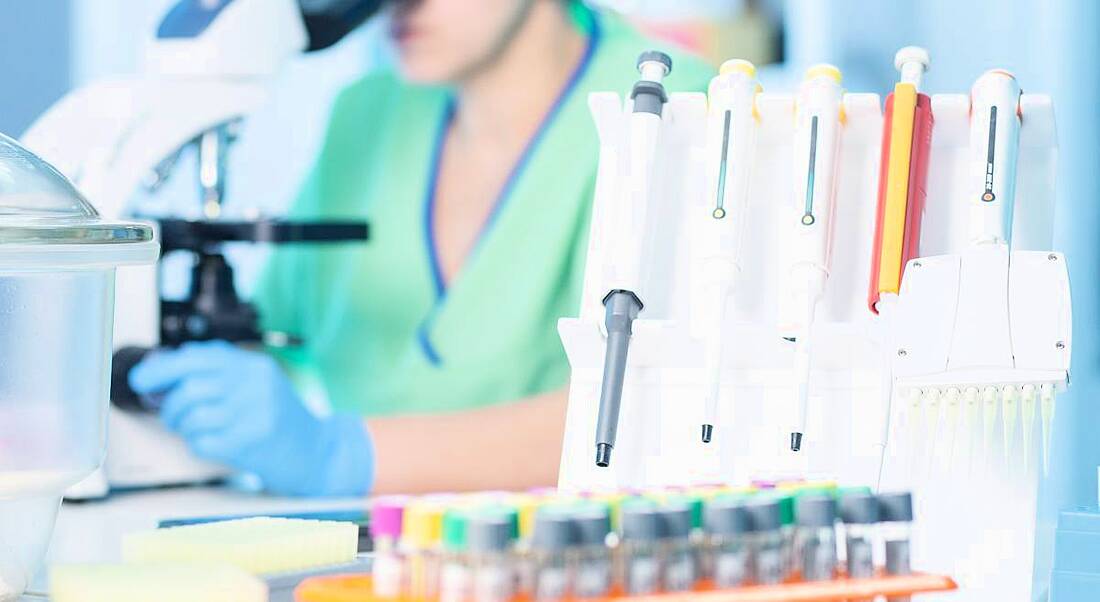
[130,0,713,496]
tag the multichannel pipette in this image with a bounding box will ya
[784,65,844,452]
[698,59,760,444]
[593,51,673,468]
[867,48,931,476]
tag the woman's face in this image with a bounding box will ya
[390,0,537,83]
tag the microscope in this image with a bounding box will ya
[21,0,387,498]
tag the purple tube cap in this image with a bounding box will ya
[371,495,411,538]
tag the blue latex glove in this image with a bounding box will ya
[129,340,374,497]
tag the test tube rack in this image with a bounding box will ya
[557,58,1065,602]
[293,572,957,602]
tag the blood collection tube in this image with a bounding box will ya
[440,509,471,602]
[744,498,785,585]
[704,495,751,588]
[530,506,576,601]
[795,494,838,581]
[659,500,697,591]
[768,494,796,578]
[619,500,664,594]
[839,492,879,580]
[878,492,914,602]
[370,496,409,598]
[570,501,614,598]
[467,509,518,602]
[402,498,449,600]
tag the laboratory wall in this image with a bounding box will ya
[0,1,71,136]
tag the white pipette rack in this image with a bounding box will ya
[558,65,1065,602]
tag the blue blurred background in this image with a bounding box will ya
[1,0,1096,596]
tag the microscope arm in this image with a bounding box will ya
[22,0,387,218]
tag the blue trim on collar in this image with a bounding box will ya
[417,13,603,367]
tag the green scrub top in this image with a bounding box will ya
[255,6,714,416]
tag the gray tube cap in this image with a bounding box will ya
[659,502,694,539]
[570,503,611,547]
[839,493,880,524]
[467,512,516,552]
[796,495,837,528]
[744,499,782,532]
[621,502,663,541]
[704,497,751,536]
[532,508,577,551]
[877,492,914,522]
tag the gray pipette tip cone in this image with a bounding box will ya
[702,424,714,443]
[594,290,642,469]
[790,432,803,452]
[595,443,613,467]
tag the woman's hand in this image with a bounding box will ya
[129,340,373,497]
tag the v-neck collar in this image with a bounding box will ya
[417,11,602,366]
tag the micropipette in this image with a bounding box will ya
[785,64,844,452]
[593,51,673,468]
[867,47,931,480]
[698,59,760,443]
[969,69,1023,462]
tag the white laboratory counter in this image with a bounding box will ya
[22,486,367,600]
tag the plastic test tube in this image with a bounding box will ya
[440,509,471,602]
[659,501,698,591]
[467,509,518,602]
[530,506,576,601]
[402,498,448,600]
[370,496,409,598]
[619,500,664,594]
[795,494,838,581]
[704,495,752,588]
[766,494,796,579]
[878,492,914,602]
[570,502,614,598]
[744,498,786,585]
[839,491,879,580]
[511,494,543,597]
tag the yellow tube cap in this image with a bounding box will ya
[719,59,756,78]
[805,63,842,84]
[402,501,446,549]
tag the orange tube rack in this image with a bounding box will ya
[295,573,956,602]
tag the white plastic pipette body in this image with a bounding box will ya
[700,61,759,442]
[787,65,844,451]
[968,70,1022,247]
[874,47,930,486]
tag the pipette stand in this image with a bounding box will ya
[559,83,1065,602]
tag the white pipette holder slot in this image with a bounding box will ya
[559,90,886,490]
[559,81,1064,601]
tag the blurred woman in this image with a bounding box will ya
[131,0,713,495]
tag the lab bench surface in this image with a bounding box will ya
[21,486,366,600]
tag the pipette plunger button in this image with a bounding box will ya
[791,432,803,452]
[702,424,714,443]
[636,51,672,77]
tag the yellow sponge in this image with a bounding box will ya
[50,563,266,602]
[122,517,358,575]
